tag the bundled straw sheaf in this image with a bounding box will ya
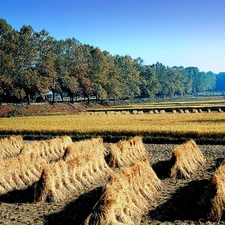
[107,136,149,168]
[0,135,23,160]
[199,161,225,220]
[85,158,163,225]
[20,136,72,162]
[0,153,46,196]
[38,150,113,202]
[170,139,206,179]
[63,137,107,162]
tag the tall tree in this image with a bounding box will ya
[139,65,159,98]
[114,55,141,99]
[90,48,108,101]
[14,25,40,104]
[36,30,57,104]
[0,19,17,102]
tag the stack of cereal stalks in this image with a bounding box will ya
[198,160,225,221]
[170,139,206,179]
[0,153,46,196]
[20,136,72,162]
[63,137,107,162]
[106,136,149,168]
[0,135,24,159]
[84,158,163,225]
[37,138,113,202]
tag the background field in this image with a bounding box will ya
[0,112,225,144]
[1,97,225,144]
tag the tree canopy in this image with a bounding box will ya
[0,18,222,104]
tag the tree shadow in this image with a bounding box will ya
[43,187,103,225]
[148,179,213,222]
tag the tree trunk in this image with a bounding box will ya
[52,89,55,105]
[27,94,31,105]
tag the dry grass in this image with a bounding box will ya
[0,153,46,196]
[38,150,113,202]
[63,137,107,162]
[170,139,206,179]
[107,136,149,168]
[20,136,72,162]
[0,135,23,160]
[85,158,163,225]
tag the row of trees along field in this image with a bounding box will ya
[1,18,225,104]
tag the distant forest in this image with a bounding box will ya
[1,18,225,104]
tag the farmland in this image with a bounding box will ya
[0,99,225,224]
[0,137,224,224]
[1,111,225,144]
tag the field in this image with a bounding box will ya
[1,112,225,144]
[0,139,224,224]
[1,99,225,224]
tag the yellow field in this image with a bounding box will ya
[0,112,225,135]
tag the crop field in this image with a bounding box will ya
[1,100,225,224]
[0,112,225,144]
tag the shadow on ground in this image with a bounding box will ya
[148,179,221,222]
[43,187,103,225]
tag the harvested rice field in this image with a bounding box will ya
[0,137,225,224]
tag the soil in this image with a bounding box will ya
[0,144,224,224]
[0,103,85,117]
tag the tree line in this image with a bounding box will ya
[0,18,224,104]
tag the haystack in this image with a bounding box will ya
[84,158,163,225]
[0,153,46,196]
[107,136,149,168]
[0,135,23,160]
[20,136,72,162]
[170,139,206,179]
[198,161,225,220]
[38,150,113,202]
[63,137,107,162]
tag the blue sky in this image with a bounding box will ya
[1,0,225,73]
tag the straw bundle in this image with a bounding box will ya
[38,151,113,202]
[199,161,225,220]
[20,136,72,162]
[85,158,163,225]
[0,153,46,196]
[137,110,144,114]
[170,139,206,179]
[63,137,107,162]
[192,109,199,113]
[0,135,23,160]
[107,136,149,168]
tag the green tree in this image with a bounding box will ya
[36,30,57,103]
[114,55,141,99]
[14,25,41,104]
[139,65,159,98]
[0,19,17,102]
[90,48,109,101]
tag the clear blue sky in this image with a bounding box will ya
[1,0,225,73]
